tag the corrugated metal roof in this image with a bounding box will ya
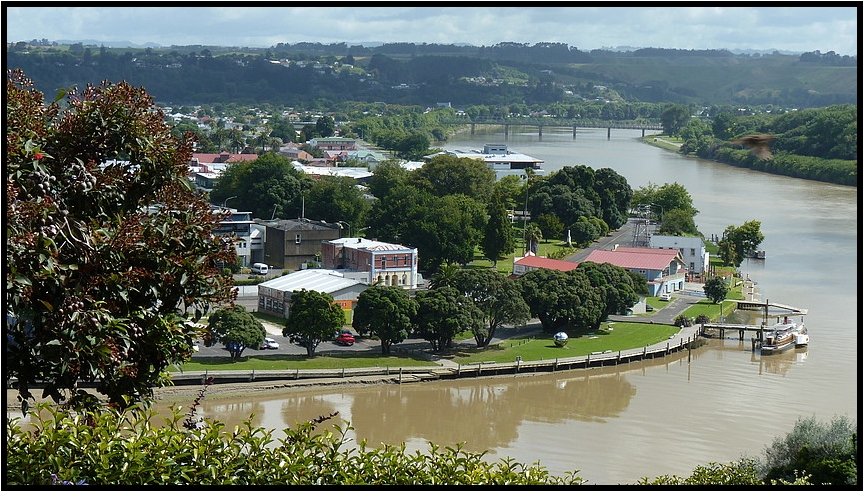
[583,248,681,271]
[328,237,414,252]
[258,269,363,294]
[514,255,578,271]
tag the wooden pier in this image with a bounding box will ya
[736,300,807,315]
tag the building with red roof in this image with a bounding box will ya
[512,254,578,277]
[583,245,687,296]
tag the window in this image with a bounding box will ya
[690,248,696,256]
[295,234,301,244]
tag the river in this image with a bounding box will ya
[161,127,858,484]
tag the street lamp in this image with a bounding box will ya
[337,220,351,238]
[223,195,237,208]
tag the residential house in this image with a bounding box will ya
[257,269,369,319]
[583,245,687,296]
[279,145,315,161]
[511,253,578,277]
[649,235,709,280]
[213,208,263,268]
[260,218,342,271]
[320,237,420,289]
[309,137,356,151]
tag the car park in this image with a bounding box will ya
[260,337,279,350]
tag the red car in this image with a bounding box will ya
[335,332,355,346]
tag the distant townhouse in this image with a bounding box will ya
[309,137,357,151]
[257,269,369,319]
[212,208,264,268]
[279,144,315,161]
[649,235,709,280]
[511,253,578,277]
[583,245,687,296]
[320,237,420,289]
[259,218,342,271]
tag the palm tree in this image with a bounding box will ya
[429,262,460,289]
[525,223,543,255]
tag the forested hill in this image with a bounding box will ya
[6,41,857,109]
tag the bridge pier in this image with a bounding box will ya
[470,123,475,135]
[538,125,543,137]
[504,124,509,137]
[607,127,611,140]
[642,128,646,137]
[573,125,578,138]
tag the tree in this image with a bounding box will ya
[209,152,313,220]
[206,306,266,362]
[315,115,336,138]
[717,220,764,267]
[516,268,602,333]
[524,222,543,254]
[5,69,237,410]
[451,270,530,347]
[481,190,516,267]
[534,214,564,245]
[407,154,496,201]
[758,415,857,486]
[413,286,482,352]
[403,194,487,272]
[283,289,345,357]
[352,285,416,355]
[660,104,692,137]
[303,175,371,228]
[576,261,642,329]
[703,276,730,304]
[657,208,699,236]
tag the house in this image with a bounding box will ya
[583,245,687,296]
[320,237,420,289]
[259,218,342,270]
[278,145,315,161]
[511,253,578,277]
[422,144,544,180]
[649,235,709,280]
[190,151,258,166]
[257,269,369,318]
[212,208,261,268]
[309,137,357,151]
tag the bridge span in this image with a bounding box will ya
[438,117,664,139]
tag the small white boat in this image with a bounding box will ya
[761,317,807,354]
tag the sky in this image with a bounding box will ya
[4,5,859,56]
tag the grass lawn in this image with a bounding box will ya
[447,321,679,364]
[173,351,437,372]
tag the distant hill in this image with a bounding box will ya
[6,42,856,109]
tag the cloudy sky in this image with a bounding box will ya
[5,6,859,56]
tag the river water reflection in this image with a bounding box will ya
[155,128,857,485]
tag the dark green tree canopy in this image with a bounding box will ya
[413,286,482,352]
[6,69,237,410]
[702,276,730,304]
[407,154,496,201]
[283,289,345,357]
[209,152,313,219]
[352,285,416,355]
[481,190,517,266]
[207,306,266,361]
[717,220,764,267]
[576,261,642,328]
[516,268,602,333]
[451,269,530,347]
[303,175,371,228]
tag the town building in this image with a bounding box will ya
[259,218,342,270]
[511,253,578,276]
[212,208,265,268]
[257,269,369,318]
[320,237,420,289]
[422,143,545,180]
[583,245,687,296]
[649,235,709,280]
[309,137,357,151]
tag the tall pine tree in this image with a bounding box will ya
[481,190,516,267]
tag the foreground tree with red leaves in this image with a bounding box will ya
[5,69,237,410]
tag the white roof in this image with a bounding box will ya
[258,268,363,294]
[291,162,373,180]
[327,237,415,252]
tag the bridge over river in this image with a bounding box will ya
[437,117,664,138]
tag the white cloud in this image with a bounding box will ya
[5,6,858,55]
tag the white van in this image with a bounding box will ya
[250,263,269,275]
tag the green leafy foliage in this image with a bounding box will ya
[283,289,345,357]
[6,69,236,409]
[5,403,585,485]
[703,276,730,304]
[206,306,266,361]
[414,286,482,352]
[352,285,416,355]
[450,269,530,347]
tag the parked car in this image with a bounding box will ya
[659,293,672,301]
[646,304,654,312]
[335,332,355,346]
[260,337,279,350]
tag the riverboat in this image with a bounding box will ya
[760,318,808,354]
